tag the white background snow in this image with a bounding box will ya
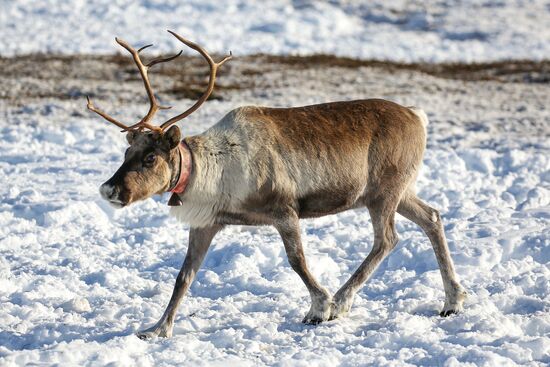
[1,0,549,366]
[1,0,549,62]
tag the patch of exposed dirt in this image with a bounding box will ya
[0,54,548,106]
[259,55,550,83]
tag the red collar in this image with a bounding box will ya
[168,141,192,206]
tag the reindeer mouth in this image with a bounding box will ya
[107,199,126,208]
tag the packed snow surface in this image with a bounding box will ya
[1,0,549,62]
[0,54,549,365]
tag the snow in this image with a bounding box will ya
[0,54,549,365]
[0,0,549,364]
[0,0,549,62]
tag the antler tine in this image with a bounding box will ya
[217,51,233,67]
[166,30,215,67]
[137,44,154,53]
[115,37,159,130]
[147,50,183,68]
[86,96,130,130]
[160,30,233,131]
[115,37,182,132]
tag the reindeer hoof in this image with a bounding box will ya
[302,315,324,325]
[329,293,353,320]
[136,331,155,340]
[439,309,458,317]
[136,323,173,340]
[440,286,467,317]
[439,302,464,317]
[302,293,332,325]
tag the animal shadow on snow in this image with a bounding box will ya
[0,325,133,351]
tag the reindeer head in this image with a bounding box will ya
[99,127,183,208]
[89,31,231,208]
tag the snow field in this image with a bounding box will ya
[0,0,549,62]
[0,66,548,365]
[1,0,549,363]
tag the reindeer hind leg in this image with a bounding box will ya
[397,192,467,316]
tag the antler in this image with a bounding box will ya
[86,38,182,132]
[116,38,182,132]
[86,96,129,130]
[86,31,231,133]
[160,30,232,131]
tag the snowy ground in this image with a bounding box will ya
[0,54,548,366]
[1,0,549,62]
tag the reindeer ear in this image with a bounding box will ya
[163,125,181,150]
[126,130,138,145]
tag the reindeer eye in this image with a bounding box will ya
[143,153,156,165]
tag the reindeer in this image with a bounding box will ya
[89,31,467,339]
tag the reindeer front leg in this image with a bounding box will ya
[274,212,332,324]
[137,224,223,339]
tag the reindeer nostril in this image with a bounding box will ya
[99,184,115,200]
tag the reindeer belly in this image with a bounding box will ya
[297,184,365,218]
[291,149,369,218]
[285,154,368,218]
